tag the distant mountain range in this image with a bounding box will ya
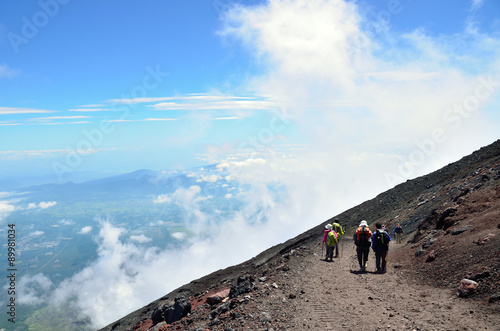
[20,165,226,202]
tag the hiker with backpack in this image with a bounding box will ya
[331,219,344,258]
[353,220,372,272]
[322,224,338,261]
[393,224,403,243]
[372,222,391,273]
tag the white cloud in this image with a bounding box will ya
[79,226,93,234]
[39,201,57,209]
[170,232,187,240]
[129,234,152,243]
[27,201,57,209]
[29,231,44,237]
[225,193,232,199]
[0,201,15,222]
[59,219,74,225]
[195,195,212,202]
[196,174,221,183]
[172,185,202,205]
[153,194,172,204]
[17,274,54,305]
[220,0,500,186]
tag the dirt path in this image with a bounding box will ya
[286,239,498,331]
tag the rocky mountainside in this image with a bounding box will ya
[100,140,500,331]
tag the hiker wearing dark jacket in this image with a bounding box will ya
[372,222,391,273]
[353,220,372,272]
[393,224,403,243]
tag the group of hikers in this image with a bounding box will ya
[321,219,404,273]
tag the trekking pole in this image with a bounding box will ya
[321,241,324,259]
[341,224,346,258]
[341,235,344,258]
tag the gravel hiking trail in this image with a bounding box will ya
[286,238,499,331]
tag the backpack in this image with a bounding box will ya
[395,226,403,234]
[332,223,344,236]
[374,230,389,248]
[355,226,370,247]
[327,230,338,246]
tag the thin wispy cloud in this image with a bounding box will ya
[103,118,178,123]
[77,104,106,108]
[0,148,116,160]
[28,116,91,121]
[0,121,21,126]
[212,117,242,120]
[106,94,255,105]
[143,118,178,121]
[150,99,276,111]
[105,94,276,111]
[0,107,56,115]
[68,108,114,112]
[31,121,92,126]
[470,0,485,12]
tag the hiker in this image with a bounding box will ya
[322,224,338,261]
[331,219,344,257]
[353,220,372,272]
[372,222,391,273]
[322,224,333,261]
[393,224,403,243]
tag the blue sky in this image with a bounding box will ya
[0,0,499,186]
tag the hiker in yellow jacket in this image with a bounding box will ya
[331,219,344,257]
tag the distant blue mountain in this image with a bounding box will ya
[20,165,226,202]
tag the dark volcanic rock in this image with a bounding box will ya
[451,224,473,235]
[229,275,253,298]
[151,296,191,326]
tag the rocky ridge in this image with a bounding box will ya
[100,139,500,331]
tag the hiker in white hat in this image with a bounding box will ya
[322,224,334,261]
[353,220,372,272]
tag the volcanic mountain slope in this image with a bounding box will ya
[100,140,500,331]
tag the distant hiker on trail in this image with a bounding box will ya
[393,224,403,244]
[322,224,338,261]
[372,222,391,273]
[331,219,344,257]
[354,220,372,272]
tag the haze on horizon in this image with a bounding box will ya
[1,0,499,328]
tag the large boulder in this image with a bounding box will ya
[229,275,253,298]
[165,296,191,324]
[151,296,191,326]
[457,279,478,297]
